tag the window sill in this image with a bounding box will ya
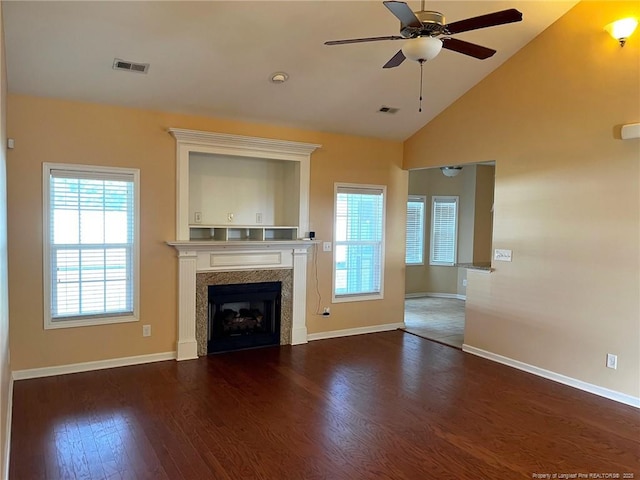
[45,314,139,330]
[332,293,383,303]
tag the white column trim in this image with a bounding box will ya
[176,250,198,360]
[291,248,309,345]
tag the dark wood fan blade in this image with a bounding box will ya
[383,50,406,68]
[383,1,422,28]
[441,37,496,59]
[325,35,404,46]
[445,9,522,35]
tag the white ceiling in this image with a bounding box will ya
[2,1,578,141]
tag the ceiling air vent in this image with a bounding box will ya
[113,58,150,74]
[378,106,399,114]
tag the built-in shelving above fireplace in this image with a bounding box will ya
[169,128,321,242]
[188,225,298,242]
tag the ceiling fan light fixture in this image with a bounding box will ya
[441,166,462,177]
[402,36,443,62]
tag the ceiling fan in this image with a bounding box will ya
[325,1,523,68]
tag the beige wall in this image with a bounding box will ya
[404,1,639,397]
[0,1,10,475]
[458,165,477,264]
[473,165,494,264]
[6,94,406,370]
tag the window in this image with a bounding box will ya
[406,196,426,265]
[430,196,458,266]
[333,184,385,301]
[43,163,140,329]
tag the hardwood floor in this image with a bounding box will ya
[10,331,640,479]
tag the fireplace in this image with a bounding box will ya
[168,244,312,361]
[208,281,281,353]
[167,129,319,361]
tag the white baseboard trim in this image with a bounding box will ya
[2,377,13,480]
[463,344,640,409]
[307,323,405,342]
[12,351,176,381]
[405,292,466,301]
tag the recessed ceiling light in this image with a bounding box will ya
[269,72,289,84]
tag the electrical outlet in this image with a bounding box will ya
[462,279,468,287]
[322,307,331,316]
[606,353,617,370]
[256,213,262,224]
[323,242,332,252]
[194,212,202,224]
[227,212,234,222]
[142,325,151,337]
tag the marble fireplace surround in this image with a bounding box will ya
[167,241,313,360]
[195,269,293,356]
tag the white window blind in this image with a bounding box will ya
[44,164,139,327]
[334,185,385,300]
[406,196,425,265]
[430,196,459,266]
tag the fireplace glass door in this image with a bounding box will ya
[208,281,281,353]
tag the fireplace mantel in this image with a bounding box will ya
[168,240,316,252]
[168,240,314,360]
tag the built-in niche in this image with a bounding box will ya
[188,152,300,241]
[170,128,320,242]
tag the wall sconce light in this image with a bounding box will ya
[441,166,462,177]
[605,18,638,47]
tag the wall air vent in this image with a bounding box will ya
[113,58,150,74]
[378,106,399,114]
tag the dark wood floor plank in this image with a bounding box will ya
[10,331,640,479]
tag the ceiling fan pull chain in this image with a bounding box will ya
[418,60,424,112]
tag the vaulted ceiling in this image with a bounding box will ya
[3,1,578,140]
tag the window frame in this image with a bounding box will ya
[332,183,386,303]
[429,195,459,267]
[405,195,426,266]
[42,162,140,329]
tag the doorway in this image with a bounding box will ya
[403,163,495,348]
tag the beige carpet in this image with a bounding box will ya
[403,297,465,349]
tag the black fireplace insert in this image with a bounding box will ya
[207,281,281,354]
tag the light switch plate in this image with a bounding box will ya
[494,249,512,262]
